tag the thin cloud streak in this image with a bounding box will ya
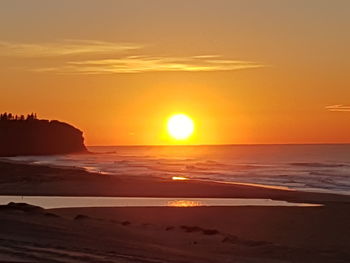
[326,105,350,112]
[0,40,140,57]
[0,39,266,73]
[36,56,265,74]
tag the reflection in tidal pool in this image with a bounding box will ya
[168,200,202,207]
[0,196,321,209]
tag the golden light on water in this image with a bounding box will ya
[167,114,194,140]
[167,200,202,207]
[172,176,189,181]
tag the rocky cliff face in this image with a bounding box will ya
[0,117,87,156]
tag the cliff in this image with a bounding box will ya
[0,113,87,156]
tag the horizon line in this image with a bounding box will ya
[86,142,350,147]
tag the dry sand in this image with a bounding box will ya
[1,203,350,263]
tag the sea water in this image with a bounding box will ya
[3,144,350,195]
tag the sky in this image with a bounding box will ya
[0,0,349,145]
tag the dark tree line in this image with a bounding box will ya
[0,113,38,121]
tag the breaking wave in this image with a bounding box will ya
[3,144,350,195]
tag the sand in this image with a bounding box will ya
[0,160,350,262]
[1,203,350,262]
[0,160,349,204]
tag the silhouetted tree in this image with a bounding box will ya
[0,113,8,120]
[0,112,40,121]
[26,113,38,121]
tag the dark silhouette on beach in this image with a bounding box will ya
[0,113,87,156]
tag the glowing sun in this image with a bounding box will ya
[167,114,194,140]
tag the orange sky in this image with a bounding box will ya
[0,0,349,145]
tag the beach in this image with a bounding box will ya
[0,160,350,262]
[1,160,350,203]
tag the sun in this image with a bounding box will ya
[167,114,194,140]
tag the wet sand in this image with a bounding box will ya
[0,160,350,262]
[0,160,349,204]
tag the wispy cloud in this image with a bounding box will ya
[325,105,350,112]
[0,40,266,74]
[0,40,140,57]
[35,56,265,74]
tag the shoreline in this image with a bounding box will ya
[3,156,350,197]
[0,160,350,204]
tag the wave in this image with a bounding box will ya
[290,162,349,168]
[4,144,350,195]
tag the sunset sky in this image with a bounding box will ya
[0,0,349,145]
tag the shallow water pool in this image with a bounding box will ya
[0,195,321,209]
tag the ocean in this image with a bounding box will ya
[4,144,350,195]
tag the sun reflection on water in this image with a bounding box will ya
[167,200,202,207]
[172,176,189,181]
